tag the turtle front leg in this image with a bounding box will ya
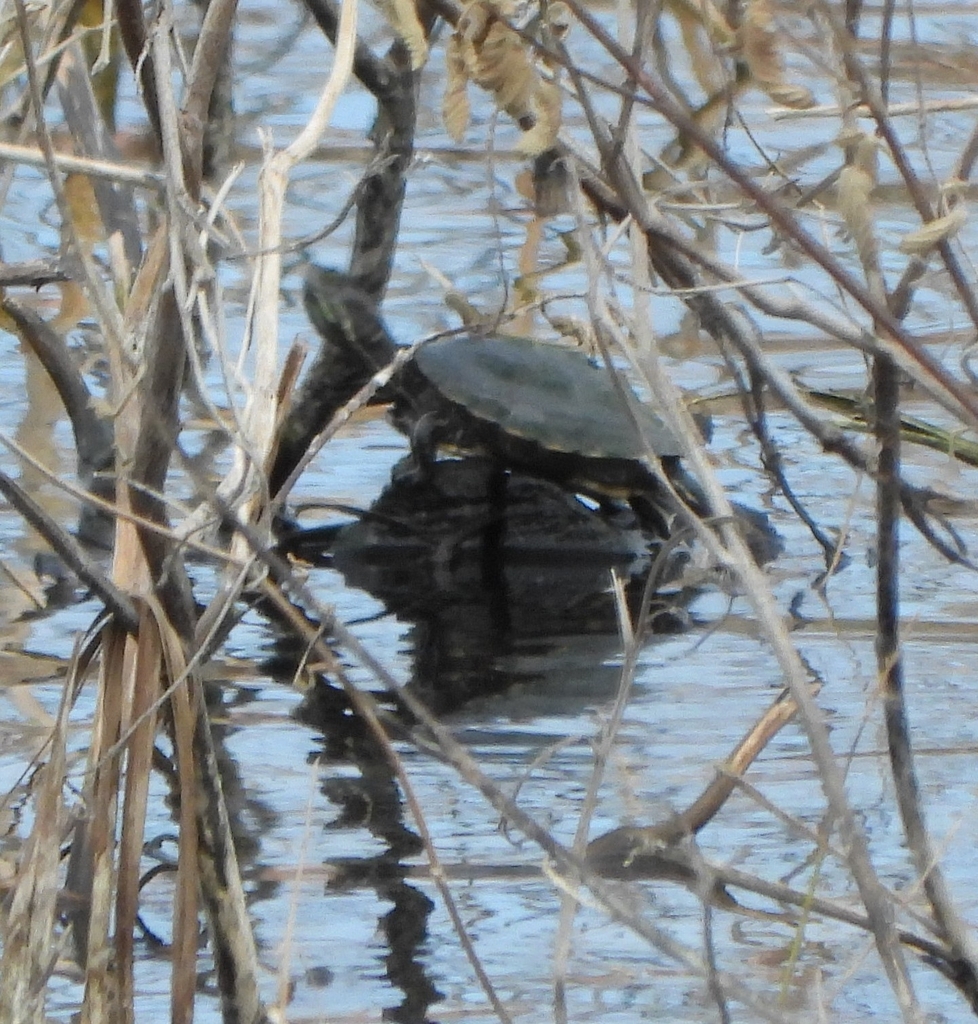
[662,458,710,517]
[392,410,442,486]
[628,491,674,539]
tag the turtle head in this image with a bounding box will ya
[302,265,397,371]
[269,267,399,497]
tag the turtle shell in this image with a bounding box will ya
[413,335,683,459]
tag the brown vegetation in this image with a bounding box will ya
[0,0,977,1021]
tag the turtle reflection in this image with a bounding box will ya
[280,455,704,715]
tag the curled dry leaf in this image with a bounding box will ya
[741,0,814,109]
[837,136,879,271]
[475,18,536,116]
[538,1,573,70]
[545,313,594,350]
[444,35,471,141]
[665,0,734,95]
[667,0,736,49]
[898,205,968,256]
[377,0,428,69]
[444,0,562,154]
[545,1,572,40]
[741,0,779,82]
[765,82,816,110]
[517,78,561,156]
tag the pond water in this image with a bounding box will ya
[3,1,978,1022]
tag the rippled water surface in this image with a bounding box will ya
[3,1,978,1022]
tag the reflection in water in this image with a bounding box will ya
[281,456,708,712]
[296,685,437,1023]
[275,455,769,1021]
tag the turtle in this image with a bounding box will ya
[393,331,706,525]
[271,266,708,535]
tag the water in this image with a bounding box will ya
[2,1,978,1021]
